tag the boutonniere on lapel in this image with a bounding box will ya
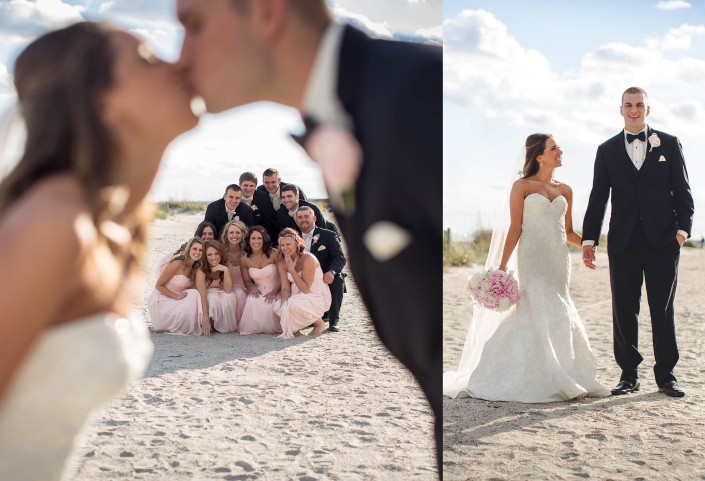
[312,234,320,246]
[648,132,661,152]
[292,119,362,215]
[251,204,258,211]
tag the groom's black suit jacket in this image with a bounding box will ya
[583,128,694,256]
[323,25,442,456]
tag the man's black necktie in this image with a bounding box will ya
[626,132,646,144]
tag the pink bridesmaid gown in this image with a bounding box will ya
[274,260,332,339]
[207,278,238,333]
[239,264,281,335]
[229,263,248,327]
[148,274,204,335]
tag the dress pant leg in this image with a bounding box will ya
[643,242,680,386]
[325,275,344,326]
[608,249,645,379]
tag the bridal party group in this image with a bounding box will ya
[147,169,347,339]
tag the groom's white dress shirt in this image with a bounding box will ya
[582,125,687,247]
[301,22,351,130]
[624,126,647,170]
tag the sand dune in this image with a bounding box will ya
[69,213,436,480]
[443,248,705,480]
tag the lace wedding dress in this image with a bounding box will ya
[444,193,609,402]
[0,313,153,480]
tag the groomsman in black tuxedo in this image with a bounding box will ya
[239,171,270,230]
[177,0,441,469]
[204,184,255,238]
[276,185,325,234]
[295,206,345,332]
[254,168,306,241]
[583,87,694,398]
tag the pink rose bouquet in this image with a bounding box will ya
[467,269,520,312]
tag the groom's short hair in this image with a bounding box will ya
[622,87,648,104]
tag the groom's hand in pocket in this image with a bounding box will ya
[582,246,597,270]
[676,233,686,247]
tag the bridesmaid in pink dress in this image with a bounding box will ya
[220,220,249,327]
[154,221,216,275]
[274,228,331,338]
[239,226,281,334]
[148,238,210,336]
[197,240,238,333]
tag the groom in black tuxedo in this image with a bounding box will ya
[176,0,441,469]
[582,87,694,398]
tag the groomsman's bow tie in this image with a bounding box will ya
[627,132,646,143]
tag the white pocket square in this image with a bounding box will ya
[363,221,412,262]
[317,245,326,251]
[658,155,667,162]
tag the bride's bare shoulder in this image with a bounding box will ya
[0,175,91,249]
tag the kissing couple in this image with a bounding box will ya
[444,86,694,402]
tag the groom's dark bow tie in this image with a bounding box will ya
[290,116,320,150]
[626,132,646,144]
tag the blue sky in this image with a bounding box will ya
[444,0,705,239]
[0,0,441,201]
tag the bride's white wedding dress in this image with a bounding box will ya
[444,193,609,402]
[0,313,153,481]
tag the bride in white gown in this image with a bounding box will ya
[0,22,198,480]
[444,133,609,402]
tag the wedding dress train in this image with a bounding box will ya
[444,193,609,402]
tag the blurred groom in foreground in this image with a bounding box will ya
[176,0,442,470]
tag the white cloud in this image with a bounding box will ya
[331,5,394,39]
[656,1,692,10]
[0,0,84,40]
[444,9,705,143]
[647,23,705,50]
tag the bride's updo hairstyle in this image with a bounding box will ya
[521,133,553,178]
[0,22,149,275]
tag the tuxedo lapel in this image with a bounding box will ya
[612,133,638,182]
[337,26,370,123]
[639,127,659,178]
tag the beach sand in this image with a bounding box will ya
[443,248,705,480]
[69,213,436,480]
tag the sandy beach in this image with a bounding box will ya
[69,213,436,480]
[443,248,705,480]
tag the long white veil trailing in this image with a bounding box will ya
[443,146,526,399]
[0,100,26,182]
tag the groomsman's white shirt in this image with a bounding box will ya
[582,125,687,247]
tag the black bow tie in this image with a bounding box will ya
[290,116,320,150]
[626,132,646,144]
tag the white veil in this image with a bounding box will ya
[0,101,26,182]
[443,147,526,399]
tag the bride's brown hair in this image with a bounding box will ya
[0,22,149,275]
[521,133,553,179]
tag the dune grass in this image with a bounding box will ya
[153,200,208,220]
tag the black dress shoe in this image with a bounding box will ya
[659,381,685,397]
[611,379,640,395]
[327,324,339,332]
